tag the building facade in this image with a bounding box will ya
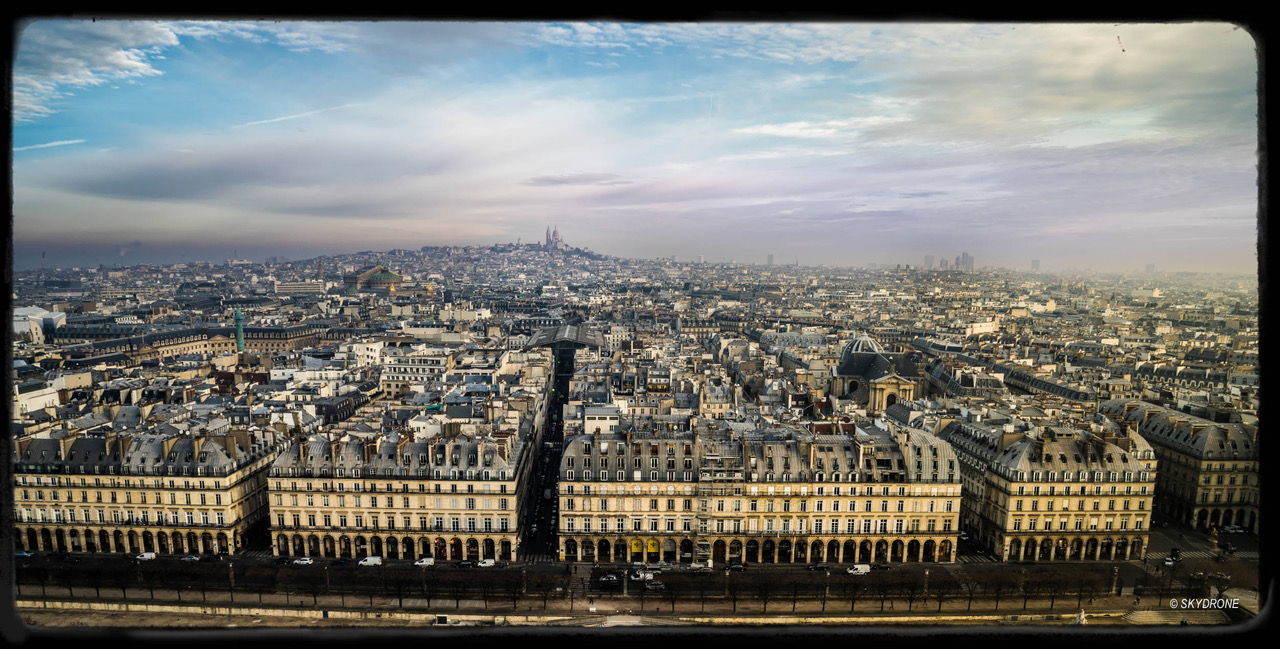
[555,424,961,565]
[1099,399,1259,533]
[267,430,523,562]
[13,428,284,556]
[939,419,1156,562]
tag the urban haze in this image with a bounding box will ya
[8,19,1263,632]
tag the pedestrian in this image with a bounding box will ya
[889,600,894,610]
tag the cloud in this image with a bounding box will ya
[14,139,86,152]
[733,116,908,139]
[233,103,362,128]
[12,20,412,123]
[525,173,632,186]
[534,23,993,65]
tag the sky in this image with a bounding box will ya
[10,20,1261,274]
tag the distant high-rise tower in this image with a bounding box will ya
[955,255,962,270]
[925,255,934,269]
[546,226,552,248]
[698,255,705,264]
[767,254,774,266]
[1032,259,1040,272]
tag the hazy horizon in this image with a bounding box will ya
[12,21,1261,275]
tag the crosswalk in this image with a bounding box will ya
[523,553,561,564]
[1171,549,1257,562]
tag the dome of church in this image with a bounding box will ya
[842,333,885,359]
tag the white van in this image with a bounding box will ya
[846,564,871,575]
[135,552,157,561]
[358,556,383,567]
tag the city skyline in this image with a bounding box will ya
[12,20,1261,273]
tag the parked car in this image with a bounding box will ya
[293,557,314,566]
[630,570,654,582]
[414,557,435,567]
[273,557,291,565]
[477,559,496,568]
[181,554,201,562]
[1164,557,1176,567]
[598,574,620,584]
[644,581,666,592]
[846,564,871,575]
[457,560,476,568]
[199,554,221,563]
[807,562,829,571]
[727,563,747,572]
[358,556,383,567]
[872,563,892,571]
[692,566,714,575]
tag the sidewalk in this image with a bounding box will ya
[16,582,1214,627]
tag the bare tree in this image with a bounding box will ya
[1205,559,1255,600]
[421,569,441,608]
[959,574,982,611]
[694,574,714,612]
[843,577,868,612]
[871,573,895,612]
[531,574,557,611]
[387,568,409,608]
[478,572,497,610]
[1073,572,1102,608]
[899,579,922,611]
[666,579,685,613]
[1041,569,1069,610]
[788,575,806,613]
[930,570,958,612]
[1018,569,1034,610]
[449,575,468,610]
[504,573,523,610]
[751,573,776,613]
[986,569,1013,611]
